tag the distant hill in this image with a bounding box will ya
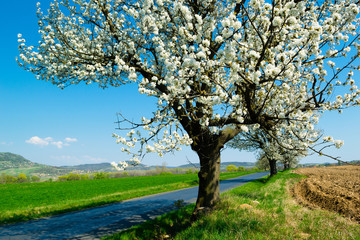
[60,162,159,172]
[0,152,158,177]
[0,152,39,169]
[0,152,256,178]
[60,163,114,172]
[0,152,72,177]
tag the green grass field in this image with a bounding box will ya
[106,171,360,240]
[0,171,258,225]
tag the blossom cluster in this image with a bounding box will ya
[323,136,345,149]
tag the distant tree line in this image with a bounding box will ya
[0,173,40,184]
[0,167,200,184]
[225,165,259,172]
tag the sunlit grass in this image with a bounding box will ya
[106,171,360,240]
[0,170,257,225]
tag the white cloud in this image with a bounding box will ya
[51,141,65,149]
[65,137,78,143]
[25,136,78,148]
[26,136,50,147]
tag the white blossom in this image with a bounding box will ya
[334,140,344,149]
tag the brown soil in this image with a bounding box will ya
[293,165,360,222]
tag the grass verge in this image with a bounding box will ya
[0,170,258,225]
[105,171,360,240]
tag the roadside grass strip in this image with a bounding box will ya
[0,171,257,224]
[105,171,360,240]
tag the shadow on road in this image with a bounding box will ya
[70,203,180,240]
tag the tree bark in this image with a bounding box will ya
[269,159,277,176]
[192,146,221,219]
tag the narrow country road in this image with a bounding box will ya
[0,171,269,240]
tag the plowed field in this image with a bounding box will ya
[293,165,360,222]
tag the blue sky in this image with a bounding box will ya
[0,0,359,167]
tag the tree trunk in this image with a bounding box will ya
[269,159,277,176]
[192,147,221,219]
[177,120,240,220]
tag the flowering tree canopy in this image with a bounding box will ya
[227,128,309,175]
[227,120,346,175]
[18,0,360,214]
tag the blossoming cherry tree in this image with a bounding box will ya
[18,0,360,215]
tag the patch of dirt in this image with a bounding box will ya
[293,165,360,222]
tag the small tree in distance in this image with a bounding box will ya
[279,149,304,170]
[226,165,238,172]
[255,156,270,171]
[31,176,41,182]
[17,0,360,216]
[238,166,246,172]
[17,173,28,183]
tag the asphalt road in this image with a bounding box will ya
[0,171,269,240]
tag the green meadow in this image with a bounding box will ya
[0,171,258,224]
